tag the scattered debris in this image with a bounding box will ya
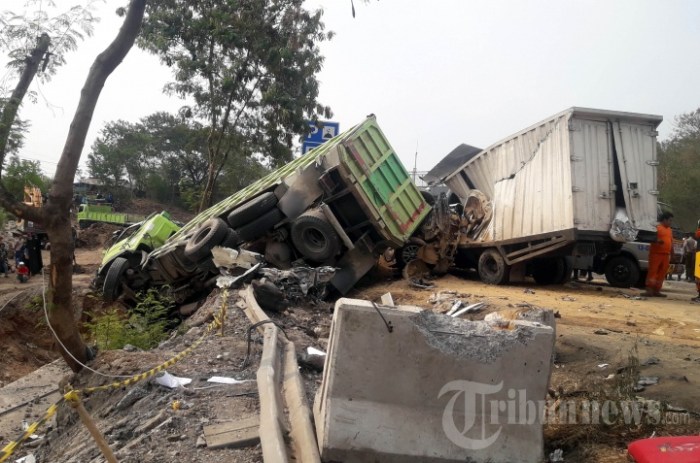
[153,371,192,389]
[450,302,485,318]
[561,296,576,302]
[637,376,659,387]
[620,292,646,300]
[446,300,463,316]
[14,455,36,463]
[260,266,336,299]
[524,288,536,294]
[206,376,251,385]
[298,346,327,372]
[549,448,564,462]
[641,357,661,366]
[380,292,395,307]
[408,279,435,289]
[597,363,609,369]
[203,416,260,449]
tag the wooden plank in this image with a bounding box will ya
[203,416,260,449]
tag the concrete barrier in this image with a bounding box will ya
[314,298,555,463]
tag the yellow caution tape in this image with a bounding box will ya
[0,289,229,462]
[0,399,63,463]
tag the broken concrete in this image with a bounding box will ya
[314,298,554,463]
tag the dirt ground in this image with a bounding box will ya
[1,233,699,462]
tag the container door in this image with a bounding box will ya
[570,119,614,231]
[611,121,658,232]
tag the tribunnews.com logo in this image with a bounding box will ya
[439,380,692,450]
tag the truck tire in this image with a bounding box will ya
[478,249,510,285]
[636,271,648,289]
[290,210,341,262]
[395,243,420,270]
[226,192,278,228]
[220,228,242,249]
[237,208,284,242]
[184,218,229,261]
[103,257,130,302]
[605,255,640,288]
[531,257,566,285]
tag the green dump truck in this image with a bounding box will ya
[77,202,146,229]
[99,115,431,303]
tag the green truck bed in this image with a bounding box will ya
[78,204,146,229]
[152,115,428,257]
[133,114,432,297]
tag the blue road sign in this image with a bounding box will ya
[302,120,339,154]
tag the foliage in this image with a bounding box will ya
[658,108,700,231]
[0,1,98,82]
[86,288,173,351]
[140,0,333,210]
[88,111,269,210]
[1,154,49,202]
[0,99,29,155]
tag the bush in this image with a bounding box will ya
[86,288,174,351]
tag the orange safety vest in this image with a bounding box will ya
[650,224,672,255]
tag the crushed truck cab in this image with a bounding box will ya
[95,211,181,301]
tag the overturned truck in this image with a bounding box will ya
[413,107,662,285]
[97,116,430,303]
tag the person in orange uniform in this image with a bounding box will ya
[642,212,674,298]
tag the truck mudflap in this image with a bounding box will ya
[330,241,377,295]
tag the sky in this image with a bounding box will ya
[2,0,700,178]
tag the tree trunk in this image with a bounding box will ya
[43,211,85,372]
[42,0,147,372]
[198,162,218,212]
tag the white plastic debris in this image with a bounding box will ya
[15,455,36,463]
[597,363,609,369]
[549,448,564,462]
[154,371,192,388]
[21,421,40,440]
[307,346,327,357]
[206,376,252,385]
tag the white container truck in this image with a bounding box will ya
[415,107,663,285]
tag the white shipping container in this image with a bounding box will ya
[443,107,662,243]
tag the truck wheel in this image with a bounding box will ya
[556,257,573,284]
[103,257,129,302]
[290,210,340,262]
[605,256,640,288]
[478,249,510,285]
[238,208,284,242]
[184,218,229,261]
[227,192,278,228]
[531,257,566,285]
[220,228,242,249]
[395,243,420,269]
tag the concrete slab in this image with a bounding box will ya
[314,298,555,463]
[0,360,70,443]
